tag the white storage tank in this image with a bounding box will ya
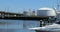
[37,7,56,17]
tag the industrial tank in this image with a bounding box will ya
[37,7,56,17]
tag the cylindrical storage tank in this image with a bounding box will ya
[37,7,56,17]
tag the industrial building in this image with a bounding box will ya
[22,7,60,21]
[56,11,60,20]
[23,9,37,16]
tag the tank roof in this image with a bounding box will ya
[38,7,54,11]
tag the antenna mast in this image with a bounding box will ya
[57,0,60,10]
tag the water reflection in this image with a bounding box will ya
[0,19,38,32]
[23,20,40,28]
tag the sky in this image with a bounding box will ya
[0,0,60,13]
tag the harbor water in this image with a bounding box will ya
[0,19,60,32]
[0,19,40,32]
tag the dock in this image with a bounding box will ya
[0,11,49,20]
[0,16,49,20]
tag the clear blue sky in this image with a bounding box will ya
[0,0,60,13]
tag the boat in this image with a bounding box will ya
[27,21,60,32]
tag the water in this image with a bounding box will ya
[0,19,40,32]
[0,19,60,32]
